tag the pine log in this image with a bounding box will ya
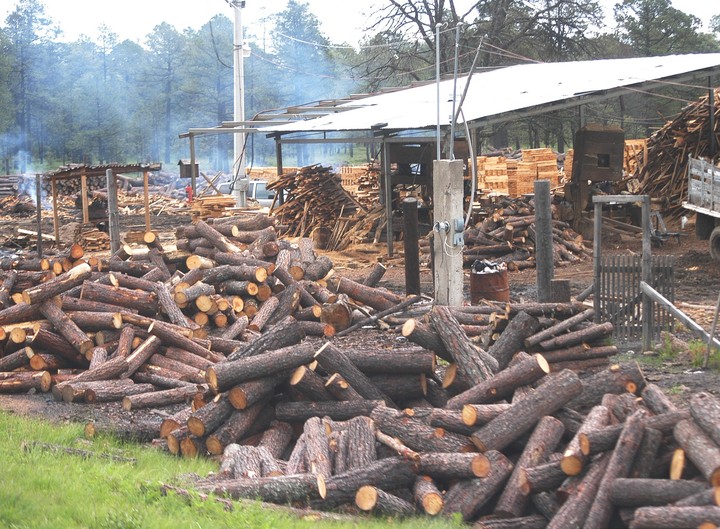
[691,392,720,447]
[314,342,394,405]
[566,362,646,411]
[317,457,416,508]
[413,475,443,516]
[583,408,648,529]
[80,280,158,315]
[227,316,305,361]
[227,374,285,410]
[442,450,514,522]
[428,408,475,436]
[84,382,155,404]
[541,344,618,364]
[0,347,31,371]
[121,335,162,378]
[401,318,453,362]
[187,394,235,437]
[39,300,94,355]
[21,263,92,305]
[199,474,325,504]
[561,405,610,476]
[487,311,541,369]
[674,487,720,506]
[539,322,614,350]
[206,342,314,393]
[205,401,271,456]
[342,416,376,471]
[674,419,720,487]
[470,369,582,452]
[545,454,610,529]
[334,276,401,311]
[355,486,415,516]
[630,427,663,479]
[371,405,474,453]
[257,421,294,460]
[629,506,720,529]
[518,455,566,494]
[524,308,594,349]
[122,385,199,411]
[447,353,549,409]
[275,400,382,422]
[461,403,513,427]
[0,269,17,309]
[0,371,52,393]
[147,321,215,361]
[416,452,492,480]
[303,416,332,480]
[494,416,565,518]
[324,373,363,401]
[430,305,498,383]
[610,478,709,507]
[289,366,333,401]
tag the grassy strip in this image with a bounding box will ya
[0,412,462,529]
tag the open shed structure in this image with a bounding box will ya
[43,163,161,249]
[184,53,720,254]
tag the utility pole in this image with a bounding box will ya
[230,1,248,206]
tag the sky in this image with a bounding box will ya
[0,0,717,47]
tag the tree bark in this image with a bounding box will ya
[187,394,235,437]
[690,392,720,447]
[121,335,162,378]
[416,452,492,480]
[470,369,582,452]
[447,353,549,409]
[413,476,443,516]
[430,305,498,383]
[401,318,453,362]
[289,366,333,401]
[566,362,646,411]
[205,401,271,455]
[303,416,332,480]
[461,403,512,427]
[257,421,294,460]
[629,506,720,529]
[22,263,91,305]
[227,316,305,361]
[333,276,401,311]
[524,308,594,349]
[80,280,158,315]
[610,478,709,507]
[39,299,94,355]
[487,311,541,369]
[674,418,720,487]
[355,486,415,516]
[275,400,383,422]
[206,342,314,394]
[443,450,515,522]
[83,381,155,404]
[495,416,565,517]
[122,385,199,411]
[561,405,610,476]
[199,474,324,504]
[227,374,285,410]
[539,322,614,350]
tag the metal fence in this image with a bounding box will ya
[599,254,675,342]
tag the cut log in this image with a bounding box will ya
[487,311,541,369]
[583,408,648,529]
[518,454,566,494]
[275,400,382,422]
[674,419,720,487]
[691,392,720,447]
[610,478,710,507]
[303,416,332,480]
[470,369,582,452]
[413,475,443,515]
[566,362,646,411]
[314,342,394,406]
[524,308,594,349]
[561,405,610,476]
[355,486,415,516]
[442,450,514,522]
[324,373,363,401]
[84,382,155,404]
[430,305,498,383]
[416,452,492,480]
[199,474,325,504]
[121,335,162,378]
[289,366,332,401]
[629,506,720,529]
[334,276,401,311]
[371,405,474,453]
[461,403,513,427]
[494,416,565,517]
[206,342,314,393]
[0,371,52,393]
[39,300,93,355]
[401,318,452,362]
[187,394,235,437]
[446,353,550,409]
[122,385,199,411]
[257,421,294,460]
[227,316,305,361]
[545,454,610,529]
[539,322,614,350]
[80,280,158,315]
[227,374,284,410]
[205,401,272,455]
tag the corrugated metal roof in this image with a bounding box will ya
[258,53,720,134]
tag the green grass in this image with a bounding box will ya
[0,412,463,529]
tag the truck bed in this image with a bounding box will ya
[683,156,720,218]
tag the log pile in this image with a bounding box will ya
[631,87,720,218]
[266,164,365,242]
[461,195,590,269]
[0,211,717,526]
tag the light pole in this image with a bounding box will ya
[229,0,247,206]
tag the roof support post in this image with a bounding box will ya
[382,138,393,257]
[710,76,717,159]
[35,173,42,258]
[107,169,121,254]
[189,133,198,195]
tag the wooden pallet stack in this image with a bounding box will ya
[523,148,560,187]
[190,195,238,220]
[477,156,510,195]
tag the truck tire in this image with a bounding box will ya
[710,226,720,262]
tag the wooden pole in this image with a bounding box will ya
[593,199,602,323]
[433,159,464,306]
[81,170,89,224]
[641,195,652,351]
[189,133,197,195]
[35,173,42,258]
[51,177,59,243]
[403,197,421,296]
[382,138,393,257]
[143,170,150,232]
[535,179,554,302]
[107,169,120,254]
[710,77,717,159]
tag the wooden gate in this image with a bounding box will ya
[599,255,674,342]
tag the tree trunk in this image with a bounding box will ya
[206,342,315,393]
[470,369,582,452]
[371,405,474,453]
[487,311,541,369]
[495,416,565,517]
[275,400,383,422]
[443,450,515,522]
[430,305,498,384]
[447,353,550,409]
[674,418,720,487]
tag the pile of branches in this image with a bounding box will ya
[633,87,720,219]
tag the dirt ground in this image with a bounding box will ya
[1,211,719,427]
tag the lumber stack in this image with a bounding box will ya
[461,195,589,269]
[477,156,510,195]
[190,195,238,220]
[345,162,381,210]
[632,88,720,218]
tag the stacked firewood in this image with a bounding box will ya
[462,195,589,269]
[267,164,365,241]
[631,87,720,219]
